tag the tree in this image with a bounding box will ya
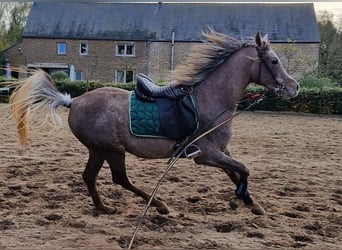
[0,3,31,75]
[0,3,11,49]
[6,3,31,46]
[276,38,313,76]
[317,10,342,82]
[0,3,31,50]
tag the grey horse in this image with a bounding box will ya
[10,30,299,216]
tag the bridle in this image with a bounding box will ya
[256,47,286,96]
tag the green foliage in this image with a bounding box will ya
[2,76,342,115]
[54,80,135,98]
[317,11,342,83]
[0,75,9,82]
[242,73,342,114]
[50,71,69,81]
[55,80,99,97]
[276,38,312,76]
[112,82,136,91]
[288,87,342,114]
[298,74,333,88]
[0,51,6,76]
[245,86,342,115]
[0,3,31,50]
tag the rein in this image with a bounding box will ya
[127,92,264,249]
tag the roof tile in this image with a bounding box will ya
[24,2,320,43]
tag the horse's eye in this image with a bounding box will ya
[271,58,278,65]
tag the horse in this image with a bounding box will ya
[9,30,299,216]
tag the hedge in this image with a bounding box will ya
[243,86,342,114]
[1,78,342,114]
[55,81,342,115]
[55,80,136,97]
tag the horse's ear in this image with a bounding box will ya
[255,32,262,46]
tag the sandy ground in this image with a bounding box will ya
[0,104,341,249]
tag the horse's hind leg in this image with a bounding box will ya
[83,150,116,214]
[105,152,170,215]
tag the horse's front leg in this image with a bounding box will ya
[194,150,265,215]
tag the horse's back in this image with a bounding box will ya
[68,86,176,158]
[68,87,129,150]
[70,86,129,116]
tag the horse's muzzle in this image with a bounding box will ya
[274,81,299,99]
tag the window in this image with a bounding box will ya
[57,42,67,55]
[115,70,134,83]
[80,43,88,55]
[116,44,135,57]
[75,71,83,81]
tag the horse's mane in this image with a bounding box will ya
[173,29,269,86]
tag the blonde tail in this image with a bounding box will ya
[10,69,73,148]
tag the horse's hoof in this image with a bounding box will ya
[250,203,265,215]
[229,197,242,210]
[156,206,170,215]
[93,206,117,216]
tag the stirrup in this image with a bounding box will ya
[183,144,201,159]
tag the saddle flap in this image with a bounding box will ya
[129,91,198,141]
[156,96,198,140]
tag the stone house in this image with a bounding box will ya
[3,2,320,83]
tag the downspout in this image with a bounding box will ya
[171,30,175,72]
[146,39,151,75]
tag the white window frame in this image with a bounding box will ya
[115,44,135,57]
[57,42,67,55]
[79,43,89,55]
[115,70,134,83]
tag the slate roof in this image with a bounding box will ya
[23,2,320,43]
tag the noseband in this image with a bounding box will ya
[256,48,286,96]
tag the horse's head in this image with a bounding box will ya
[253,32,299,99]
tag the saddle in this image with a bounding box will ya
[135,73,191,102]
[131,74,198,140]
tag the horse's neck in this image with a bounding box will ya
[194,49,254,118]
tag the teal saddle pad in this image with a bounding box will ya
[129,91,198,140]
